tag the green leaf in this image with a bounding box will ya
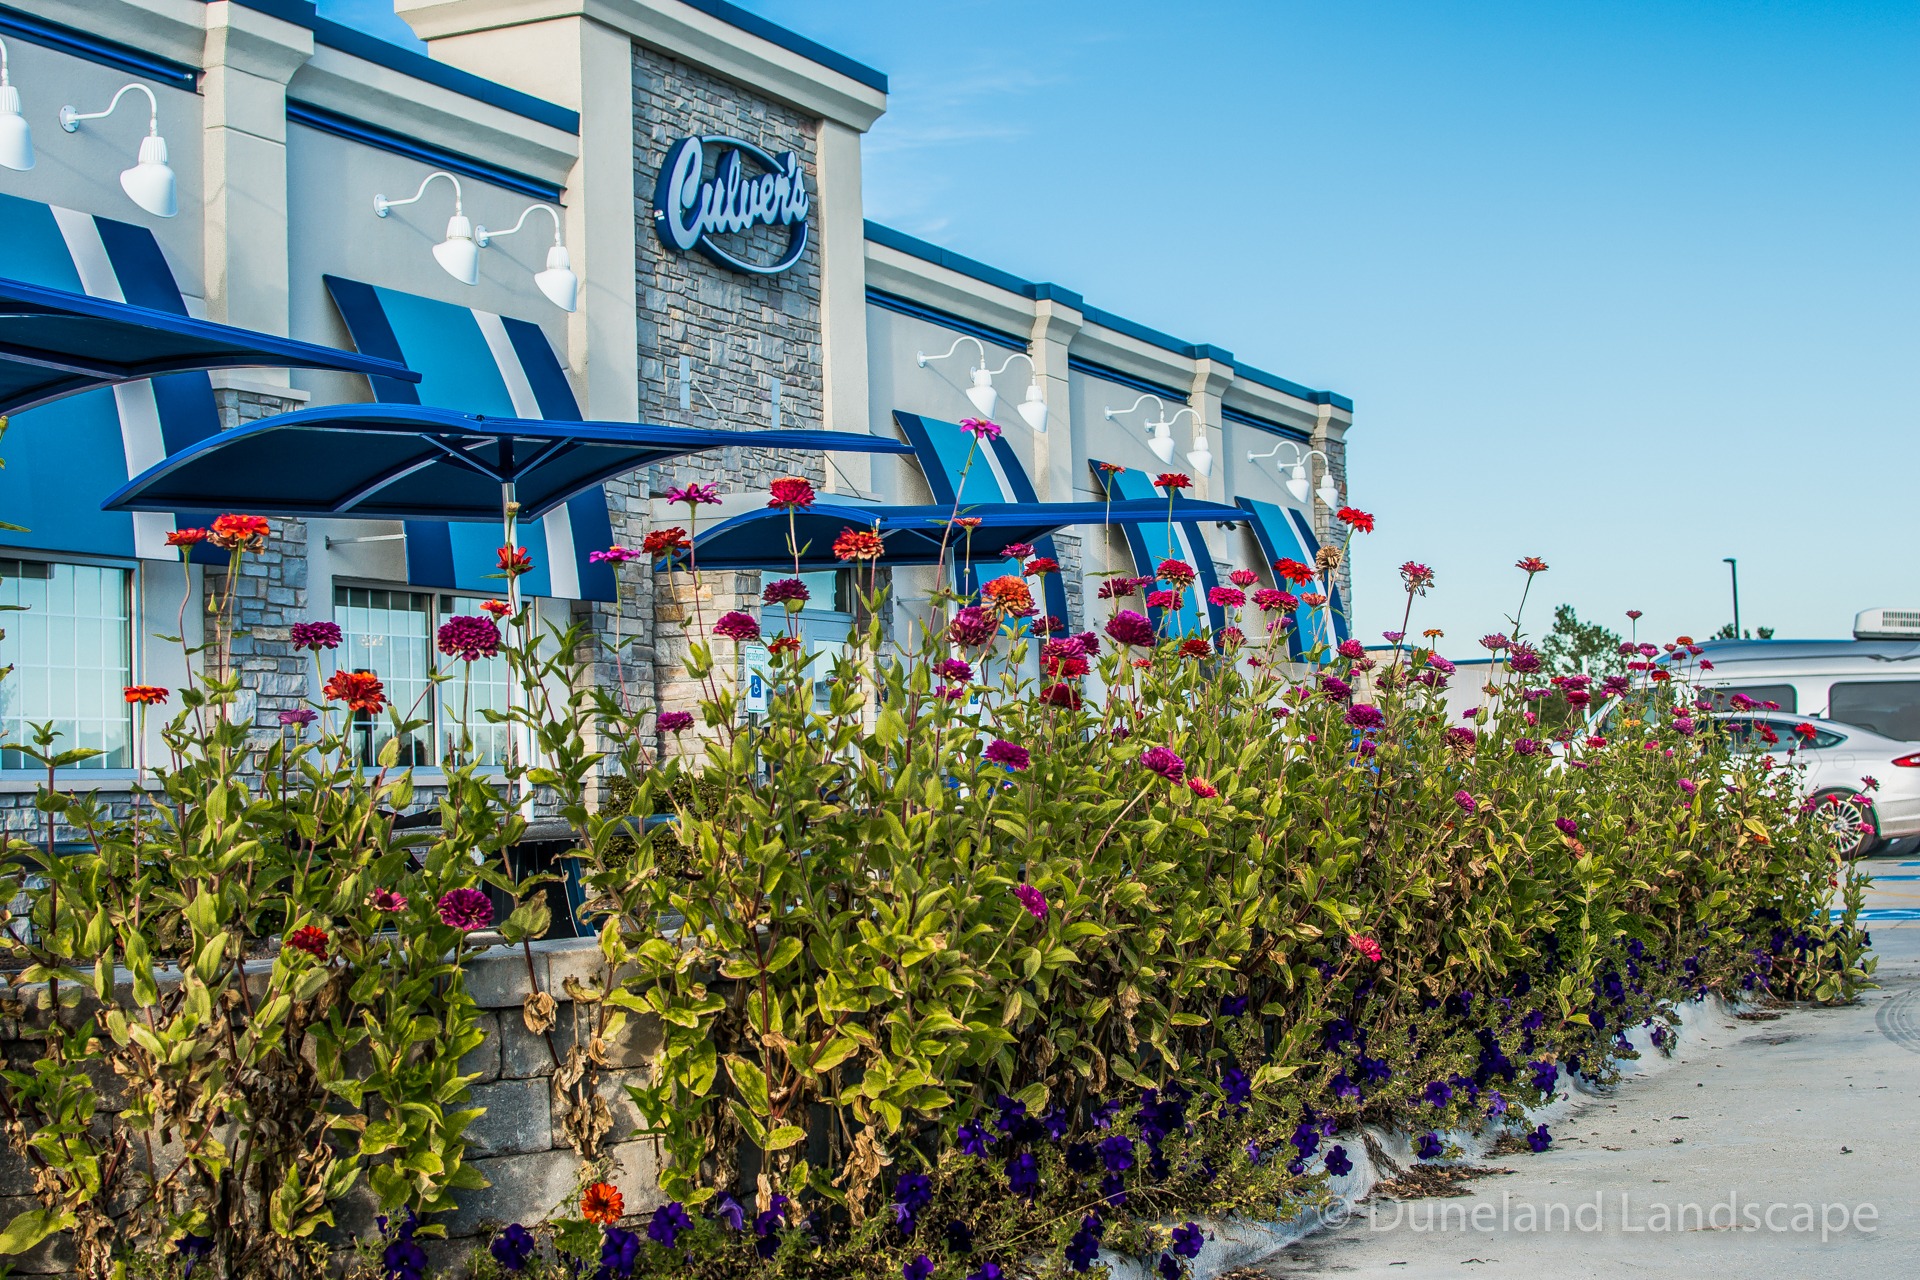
[0,1208,74,1254]
[765,1124,807,1151]
[723,1055,770,1115]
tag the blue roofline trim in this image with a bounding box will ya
[1221,404,1309,443]
[288,101,565,203]
[0,5,199,89]
[865,289,1026,353]
[1066,356,1189,406]
[676,0,887,94]
[206,1,579,134]
[866,220,1350,412]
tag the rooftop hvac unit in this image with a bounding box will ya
[1854,608,1920,640]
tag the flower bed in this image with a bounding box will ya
[0,497,1873,1280]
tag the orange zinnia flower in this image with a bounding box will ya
[480,600,512,618]
[833,527,885,561]
[323,669,386,714]
[208,514,271,551]
[123,685,169,706]
[581,1181,624,1225]
[981,575,1033,615]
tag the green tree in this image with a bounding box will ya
[1540,603,1623,675]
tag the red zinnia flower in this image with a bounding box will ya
[641,528,690,556]
[952,516,983,529]
[1515,556,1548,574]
[123,685,169,706]
[1154,472,1192,491]
[768,633,803,656]
[1023,556,1059,576]
[1178,637,1211,659]
[767,476,816,509]
[208,513,271,551]
[833,527,886,561]
[1039,681,1082,709]
[323,669,386,714]
[165,527,208,548]
[1336,506,1374,533]
[497,545,533,577]
[1273,558,1315,585]
[1096,461,1126,474]
[286,925,329,961]
[1187,777,1219,799]
[1300,592,1328,607]
[1157,558,1197,587]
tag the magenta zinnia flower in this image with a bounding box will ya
[985,738,1030,772]
[1207,586,1245,609]
[666,481,721,506]
[1141,746,1186,782]
[949,606,997,647]
[1454,790,1477,814]
[659,711,695,733]
[279,707,317,728]
[714,611,761,642]
[1014,884,1048,920]
[1554,817,1579,836]
[762,577,811,606]
[1105,609,1154,647]
[436,888,493,932]
[367,886,409,913]
[290,620,343,652]
[959,417,1003,440]
[1345,703,1385,730]
[436,615,502,663]
[937,658,973,682]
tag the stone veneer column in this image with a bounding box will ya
[1310,404,1352,603]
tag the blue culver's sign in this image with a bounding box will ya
[652,135,810,276]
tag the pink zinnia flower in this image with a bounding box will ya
[367,887,408,913]
[763,577,811,606]
[1157,559,1197,587]
[960,417,1003,440]
[589,546,643,564]
[1229,569,1258,587]
[1146,589,1179,611]
[1349,934,1383,963]
[937,658,973,682]
[1014,884,1048,920]
[1252,589,1294,612]
[1345,703,1385,730]
[1454,790,1477,814]
[1000,542,1035,560]
[1187,777,1218,799]
[1141,746,1186,782]
[1338,638,1366,659]
[1678,778,1698,795]
[1554,817,1579,836]
[1399,561,1434,594]
[436,888,494,932]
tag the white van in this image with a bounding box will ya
[1690,638,1920,741]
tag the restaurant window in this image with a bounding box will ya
[759,568,856,714]
[333,586,512,768]
[0,559,133,770]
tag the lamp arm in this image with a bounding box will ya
[373,170,465,219]
[982,351,1035,378]
[1166,407,1206,434]
[1103,393,1168,422]
[1,36,12,85]
[916,335,988,369]
[60,82,160,134]
[477,202,563,248]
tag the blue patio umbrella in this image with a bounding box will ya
[0,275,419,415]
[103,402,918,609]
[684,497,1249,572]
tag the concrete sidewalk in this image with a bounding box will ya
[1254,857,1920,1278]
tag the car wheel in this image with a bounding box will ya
[1810,789,1879,859]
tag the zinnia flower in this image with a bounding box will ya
[834,527,886,561]
[367,887,408,912]
[290,621,343,652]
[323,669,386,714]
[1157,558,1197,587]
[123,685,169,706]
[1106,610,1155,647]
[959,417,1003,440]
[1214,626,1243,653]
[949,606,997,647]
[581,1181,625,1226]
[1140,746,1186,782]
[1345,703,1385,730]
[436,615,501,662]
[481,600,512,618]
[165,527,208,548]
[985,738,1030,771]
[1154,472,1192,491]
[763,578,811,607]
[286,925,328,961]
[770,635,803,658]
[1555,817,1579,836]
[659,711,695,734]
[497,545,533,577]
[1023,556,1059,576]
[641,528,690,557]
[1349,934,1383,962]
[714,611,761,641]
[1040,681,1083,709]
[1338,638,1366,659]
[937,658,973,681]
[1336,506,1374,533]
[1207,586,1245,608]
[1273,558,1315,585]
[1000,542,1035,560]
[1229,568,1259,587]
[1187,777,1218,799]
[1146,589,1179,611]
[1252,588,1295,612]
[208,513,271,551]
[1454,789,1477,814]
[767,476,816,508]
[279,708,317,728]
[666,481,720,506]
[982,575,1033,615]
[1178,636,1211,659]
[1515,556,1549,574]
[589,546,644,564]
[437,888,493,932]
[1678,778,1698,795]
[1014,884,1048,920]
[1399,561,1434,594]
[1444,726,1476,752]
[1626,609,1643,620]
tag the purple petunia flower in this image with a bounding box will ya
[1415,1132,1444,1160]
[1005,1151,1040,1199]
[648,1202,694,1247]
[1526,1124,1553,1152]
[600,1227,641,1279]
[489,1224,536,1272]
[709,1193,746,1231]
[1324,1145,1353,1177]
[1171,1223,1205,1260]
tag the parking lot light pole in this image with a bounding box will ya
[1724,557,1740,639]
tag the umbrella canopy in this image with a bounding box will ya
[684,498,1248,571]
[0,276,419,415]
[102,403,916,522]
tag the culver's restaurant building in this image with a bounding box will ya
[0,0,1353,833]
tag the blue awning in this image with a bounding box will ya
[102,403,916,522]
[684,498,1247,571]
[0,275,418,416]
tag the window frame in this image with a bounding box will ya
[0,550,141,777]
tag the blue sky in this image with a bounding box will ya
[326,1,1919,646]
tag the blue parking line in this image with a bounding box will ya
[1838,908,1920,921]
[1868,874,1920,880]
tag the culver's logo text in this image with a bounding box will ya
[652,135,810,276]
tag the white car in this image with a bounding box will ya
[1717,711,1920,857]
